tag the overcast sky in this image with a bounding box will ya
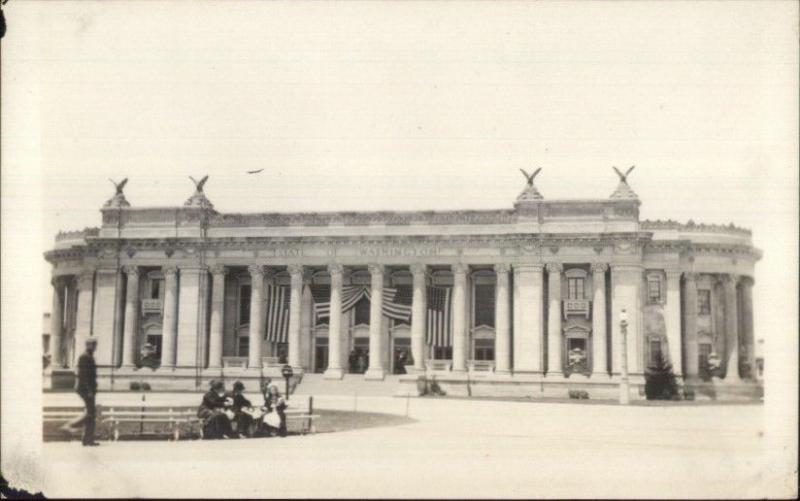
[2,1,797,355]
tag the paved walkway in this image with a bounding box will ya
[41,393,771,498]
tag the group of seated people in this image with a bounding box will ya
[197,379,288,439]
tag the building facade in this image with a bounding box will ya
[44,175,762,399]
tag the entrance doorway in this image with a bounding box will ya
[314,337,328,373]
[392,338,411,374]
[349,338,369,374]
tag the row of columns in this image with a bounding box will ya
[50,263,755,382]
[681,272,755,380]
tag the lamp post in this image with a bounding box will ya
[619,308,630,405]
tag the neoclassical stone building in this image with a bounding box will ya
[44,173,762,399]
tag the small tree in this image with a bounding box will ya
[645,350,680,400]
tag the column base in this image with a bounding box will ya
[324,367,345,380]
[364,368,386,380]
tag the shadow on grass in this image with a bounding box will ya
[44,408,415,442]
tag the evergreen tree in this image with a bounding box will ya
[645,350,680,400]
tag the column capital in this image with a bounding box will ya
[179,264,209,273]
[493,263,511,274]
[590,262,609,274]
[122,265,140,277]
[451,263,468,275]
[367,264,385,276]
[327,263,344,277]
[247,264,265,277]
[76,270,95,290]
[739,275,755,287]
[209,264,228,276]
[262,267,278,280]
[287,263,304,276]
[50,275,65,288]
[545,262,563,273]
[683,271,698,282]
[409,263,427,277]
[664,269,682,280]
[719,273,738,288]
[163,265,179,277]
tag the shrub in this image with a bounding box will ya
[645,351,681,400]
[130,382,141,391]
[568,389,589,399]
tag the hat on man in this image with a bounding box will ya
[233,381,245,391]
[85,338,98,346]
[210,380,224,391]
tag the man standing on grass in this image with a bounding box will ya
[60,337,99,446]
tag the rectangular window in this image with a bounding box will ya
[473,284,495,327]
[239,285,252,325]
[568,278,585,300]
[697,289,711,315]
[150,279,161,300]
[647,278,662,304]
[237,336,249,358]
[474,338,495,361]
[649,339,662,364]
[354,297,371,325]
[146,334,163,360]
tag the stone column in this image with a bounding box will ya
[207,265,227,369]
[73,271,95,366]
[49,277,66,368]
[365,264,386,380]
[324,264,345,379]
[682,272,699,379]
[512,264,545,373]
[664,270,683,375]
[92,268,121,367]
[451,263,468,372]
[301,276,314,369]
[591,263,608,377]
[739,277,756,380]
[610,265,642,375]
[410,264,427,373]
[121,266,140,368]
[176,265,209,368]
[160,266,179,369]
[287,264,304,370]
[546,263,563,377]
[494,264,511,375]
[247,265,265,369]
[722,274,740,382]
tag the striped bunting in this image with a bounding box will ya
[265,284,290,342]
[312,285,413,322]
[426,286,452,347]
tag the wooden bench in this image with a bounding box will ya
[43,407,85,422]
[102,405,202,441]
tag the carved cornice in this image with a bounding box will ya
[641,219,751,236]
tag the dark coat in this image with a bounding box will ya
[229,392,252,411]
[76,351,97,396]
[197,390,228,420]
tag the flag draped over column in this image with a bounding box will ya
[265,284,290,342]
[311,285,412,322]
[426,285,452,347]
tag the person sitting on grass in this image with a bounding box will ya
[197,380,235,439]
[257,382,287,438]
[228,380,256,438]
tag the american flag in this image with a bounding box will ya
[426,286,452,347]
[265,284,291,342]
